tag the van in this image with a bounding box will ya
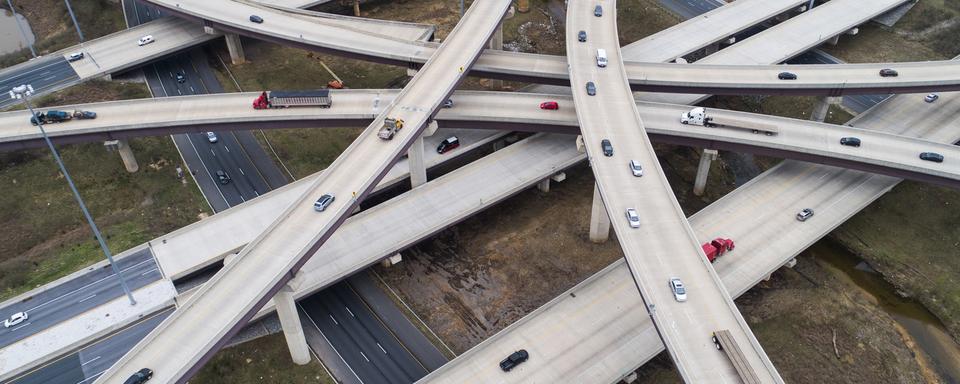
[596,49,607,68]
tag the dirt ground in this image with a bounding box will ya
[193,333,334,384]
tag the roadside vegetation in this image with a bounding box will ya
[194,333,335,384]
[0,0,125,69]
[0,81,208,300]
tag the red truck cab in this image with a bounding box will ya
[252,91,270,109]
[702,238,735,263]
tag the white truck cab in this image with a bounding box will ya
[596,49,608,68]
[680,107,706,125]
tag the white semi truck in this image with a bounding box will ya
[680,107,778,136]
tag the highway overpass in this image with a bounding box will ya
[95,1,512,382]
[135,0,960,96]
[3,90,958,188]
[566,1,780,382]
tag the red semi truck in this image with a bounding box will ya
[702,238,734,263]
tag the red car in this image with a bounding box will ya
[539,101,559,110]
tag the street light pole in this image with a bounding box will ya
[9,84,136,305]
[63,0,84,42]
[5,0,37,58]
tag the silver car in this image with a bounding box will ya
[796,208,814,222]
[314,193,335,212]
[669,278,687,302]
[625,208,640,228]
[206,132,218,143]
[629,160,643,177]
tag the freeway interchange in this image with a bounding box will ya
[0,0,958,383]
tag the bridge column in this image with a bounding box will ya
[275,284,311,365]
[487,7,512,89]
[693,149,718,196]
[537,178,550,193]
[810,96,841,122]
[826,34,840,46]
[225,33,245,64]
[407,120,439,188]
[589,183,611,243]
[105,140,139,173]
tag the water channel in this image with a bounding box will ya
[0,8,35,55]
[810,240,960,383]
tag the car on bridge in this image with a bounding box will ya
[925,94,939,103]
[594,5,603,16]
[601,139,613,156]
[499,349,529,371]
[840,137,861,147]
[586,81,596,96]
[539,101,559,110]
[137,35,155,46]
[669,278,687,302]
[67,52,84,62]
[578,30,587,42]
[629,160,643,177]
[124,368,153,384]
[249,15,264,24]
[879,68,899,77]
[920,152,944,163]
[625,208,640,228]
[796,208,814,222]
[778,72,797,80]
[314,193,335,212]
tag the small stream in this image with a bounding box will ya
[0,9,35,55]
[810,240,960,383]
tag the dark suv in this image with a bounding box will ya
[124,368,153,384]
[578,30,587,42]
[920,152,944,163]
[499,349,529,372]
[777,72,797,80]
[436,136,460,154]
[601,139,613,157]
[586,81,597,96]
[839,137,861,147]
[879,68,899,77]
[216,170,231,185]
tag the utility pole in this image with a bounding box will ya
[9,84,136,306]
[63,0,84,42]
[459,0,464,18]
[5,0,36,57]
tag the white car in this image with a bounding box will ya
[4,312,27,328]
[629,160,643,177]
[206,132,218,143]
[137,35,155,46]
[925,94,939,103]
[669,278,687,302]
[67,52,84,62]
[625,208,640,228]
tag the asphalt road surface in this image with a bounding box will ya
[0,248,160,348]
[0,56,80,110]
[8,309,172,384]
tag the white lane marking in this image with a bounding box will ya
[21,258,154,313]
[359,351,370,362]
[238,168,245,176]
[223,145,230,153]
[329,315,339,325]
[78,294,97,303]
[11,322,31,332]
[81,355,102,366]
[210,148,216,157]
[377,342,387,354]
[75,370,105,384]
[345,307,355,317]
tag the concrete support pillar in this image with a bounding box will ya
[763,274,773,282]
[380,253,402,267]
[407,67,418,77]
[408,135,427,188]
[275,285,311,365]
[537,178,550,193]
[589,183,611,243]
[810,96,841,122]
[704,42,720,56]
[693,149,718,196]
[225,33,245,64]
[353,0,360,16]
[826,34,840,46]
[108,139,139,173]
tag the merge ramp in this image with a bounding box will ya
[565,1,780,382]
[95,1,512,382]
[619,0,807,62]
[3,91,959,188]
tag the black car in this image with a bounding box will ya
[879,68,899,77]
[216,170,231,185]
[249,15,264,23]
[124,368,153,384]
[777,72,797,80]
[499,349,529,372]
[442,99,454,108]
[839,137,861,147]
[601,139,613,157]
[578,30,587,42]
[586,81,596,96]
[175,72,185,83]
[919,152,944,163]
[437,136,460,154]
[594,5,603,17]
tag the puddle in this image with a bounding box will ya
[810,240,960,383]
[0,9,35,55]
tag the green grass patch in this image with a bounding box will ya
[618,0,682,46]
[193,333,334,384]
